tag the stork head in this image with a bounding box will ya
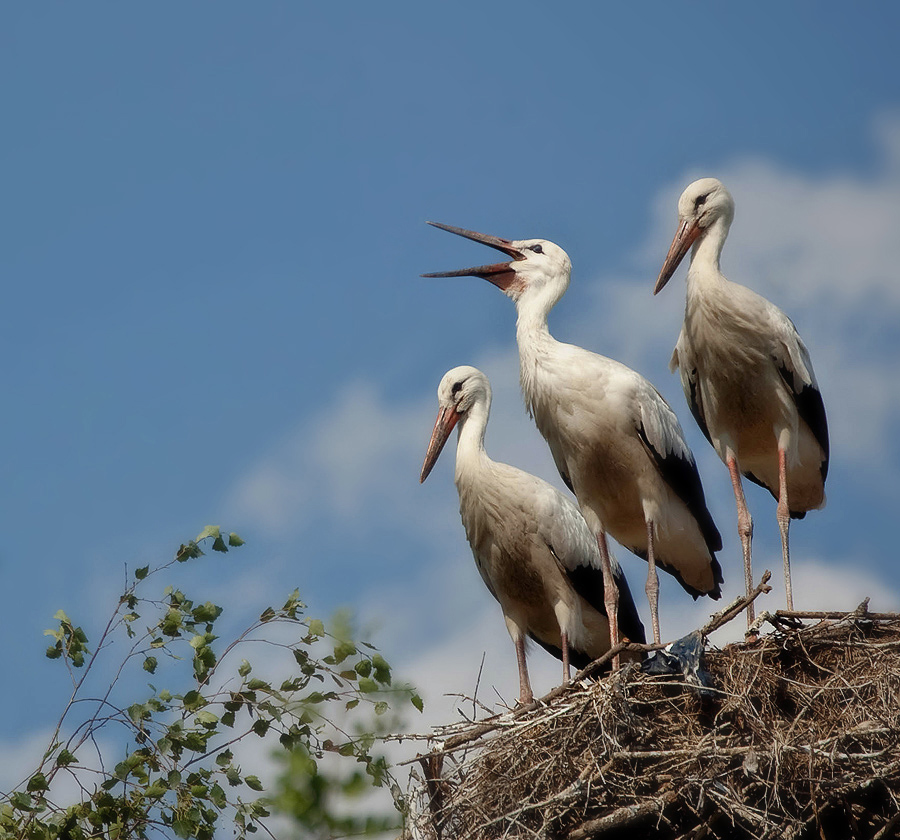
[420,365,491,483]
[422,222,572,308]
[654,178,735,294]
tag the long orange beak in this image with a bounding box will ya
[654,218,702,294]
[422,222,526,292]
[420,405,461,483]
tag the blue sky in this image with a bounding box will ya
[3,1,900,791]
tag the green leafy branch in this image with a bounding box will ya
[1,527,422,840]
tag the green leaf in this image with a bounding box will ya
[134,565,150,580]
[143,656,158,673]
[10,792,34,811]
[195,710,219,728]
[354,660,372,678]
[127,703,149,725]
[26,773,48,792]
[411,693,425,713]
[161,607,183,637]
[228,532,245,547]
[372,654,392,685]
[210,782,227,809]
[251,719,270,737]
[176,541,204,562]
[184,731,209,752]
[282,588,302,611]
[182,690,206,711]
[332,640,357,664]
[196,525,221,542]
[244,775,264,792]
[358,678,379,694]
[238,659,252,677]
[192,602,223,623]
[212,535,228,553]
[173,818,195,839]
[374,701,388,716]
[56,748,77,767]
[307,618,324,638]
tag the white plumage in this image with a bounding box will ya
[655,177,829,618]
[420,366,645,704]
[424,225,722,649]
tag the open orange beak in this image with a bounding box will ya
[422,222,526,292]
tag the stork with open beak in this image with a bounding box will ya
[655,178,829,621]
[424,225,723,651]
[420,365,645,704]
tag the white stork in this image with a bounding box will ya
[424,226,723,650]
[655,177,829,619]
[420,365,646,704]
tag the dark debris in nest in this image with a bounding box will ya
[403,588,900,840]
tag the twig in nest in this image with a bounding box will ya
[566,790,678,839]
[418,753,447,840]
[697,570,772,638]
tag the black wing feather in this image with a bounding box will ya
[562,561,647,645]
[687,371,713,447]
[776,361,830,483]
[636,421,724,597]
[529,561,648,670]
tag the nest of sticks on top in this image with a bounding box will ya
[401,578,900,840]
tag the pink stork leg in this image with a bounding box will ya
[645,519,661,644]
[776,446,793,611]
[560,631,570,685]
[597,530,620,669]
[514,635,534,705]
[727,454,755,628]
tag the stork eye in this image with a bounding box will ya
[694,194,709,210]
[529,244,544,254]
[451,381,463,395]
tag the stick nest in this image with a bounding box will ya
[403,609,900,840]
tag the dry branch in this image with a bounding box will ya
[402,603,900,840]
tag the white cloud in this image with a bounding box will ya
[226,381,440,537]
[0,729,50,794]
